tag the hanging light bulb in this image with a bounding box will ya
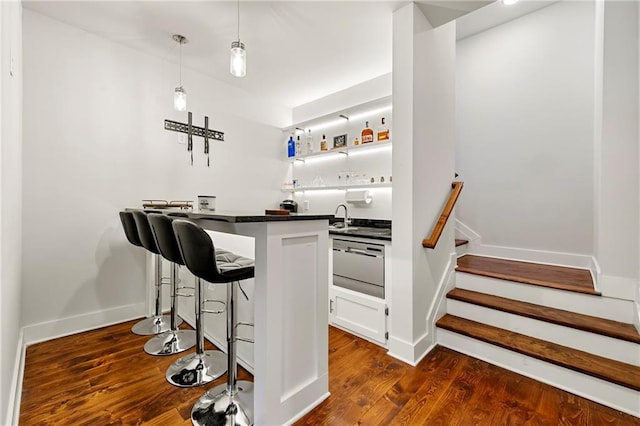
[174,86,187,111]
[230,0,246,77]
[230,41,246,77]
[173,34,188,111]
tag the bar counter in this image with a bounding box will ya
[131,209,333,425]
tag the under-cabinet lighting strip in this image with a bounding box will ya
[347,144,391,157]
[290,105,393,134]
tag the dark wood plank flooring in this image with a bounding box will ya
[19,319,639,425]
[447,288,640,344]
[456,255,599,295]
[437,314,640,392]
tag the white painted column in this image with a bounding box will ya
[390,4,457,365]
[596,0,639,301]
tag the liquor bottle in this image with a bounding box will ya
[296,135,301,156]
[377,117,389,142]
[287,135,295,158]
[361,121,373,144]
[306,129,313,154]
[354,137,360,146]
[320,134,328,151]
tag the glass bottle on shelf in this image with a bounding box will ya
[353,137,360,146]
[306,129,313,154]
[320,134,328,151]
[361,121,373,144]
[287,135,295,158]
[296,135,301,156]
[377,117,389,142]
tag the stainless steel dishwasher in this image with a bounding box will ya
[332,239,385,298]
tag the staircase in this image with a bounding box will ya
[436,254,640,417]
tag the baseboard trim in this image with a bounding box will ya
[22,303,146,345]
[597,275,637,301]
[470,243,595,271]
[387,332,434,367]
[283,391,331,426]
[6,329,25,426]
[454,219,481,242]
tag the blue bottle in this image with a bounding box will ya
[287,136,295,157]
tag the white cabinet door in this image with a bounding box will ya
[329,286,387,345]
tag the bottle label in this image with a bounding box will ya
[362,133,373,144]
[320,141,327,151]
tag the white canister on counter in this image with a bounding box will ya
[198,195,216,211]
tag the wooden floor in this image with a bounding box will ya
[20,320,639,425]
[456,255,599,295]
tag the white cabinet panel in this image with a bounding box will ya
[329,286,387,345]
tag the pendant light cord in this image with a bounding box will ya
[237,0,240,42]
[179,41,182,86]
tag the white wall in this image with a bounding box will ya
[1,2,23,424]
[456,1,595,255]
[21,10,288,335]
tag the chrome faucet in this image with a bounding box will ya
[334,203,351,227]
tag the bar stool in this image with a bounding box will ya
[172,220,255,426]
[163,222,230,388]
[130,211,181,335]
[143,213,196,355]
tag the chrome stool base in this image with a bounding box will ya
[166,350,227,388]
[191,380,254,426]
[131,314,180,336]
[144,329,196,356]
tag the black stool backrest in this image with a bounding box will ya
[147,213,184,265]
[119,211,142,247]
[132,210,160,255]
[172,220,228,283]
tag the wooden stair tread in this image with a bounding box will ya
[436,314,640,392]
[455,239,469,247]
[447,288,640,344]
[456,255,599,295]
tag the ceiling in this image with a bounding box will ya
[22,0,534,109]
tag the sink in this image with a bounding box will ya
[329,226,391,236]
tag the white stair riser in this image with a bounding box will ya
[455,245,468,256]
[456,272,634,323]
[446,299,640,366]
[437,329,640,417]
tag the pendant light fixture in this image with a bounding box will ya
[173,34,188,111]
[230,0,246,77]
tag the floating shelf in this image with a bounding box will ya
[281,182,392,192]
[289,140,392,162]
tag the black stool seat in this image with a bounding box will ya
[119,212,142,247]
[172,220,254,284]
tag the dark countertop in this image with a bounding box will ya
[130,208,334,223]
[329,218,392,241]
